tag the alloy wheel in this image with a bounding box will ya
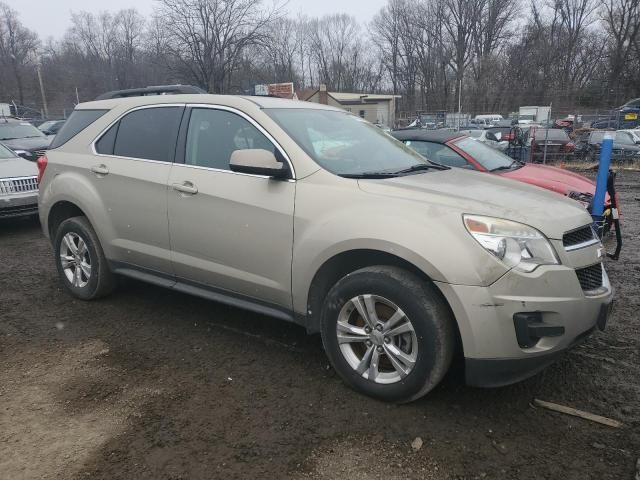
[59,232,92,288]
[336,294,418,384]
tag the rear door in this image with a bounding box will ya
[167,106,295,308]
[91,105,184,274]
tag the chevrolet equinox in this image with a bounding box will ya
[38,94,613,402]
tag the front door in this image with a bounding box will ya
[167,107,295,308]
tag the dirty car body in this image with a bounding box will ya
[38,94,613,401]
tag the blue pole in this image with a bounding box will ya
[592,132,613,219]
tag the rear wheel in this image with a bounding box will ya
[54,216,115,300]
[320,266,455,403]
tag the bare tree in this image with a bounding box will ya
[602,0,640,89]
[155,0,282,93]
[0,2,39,105]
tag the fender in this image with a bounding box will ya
[40,169,116,257]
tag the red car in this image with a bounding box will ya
[392,129,608,210]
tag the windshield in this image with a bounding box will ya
[0,142,16,159]
[0,122,45,140]
[38,121,56,131]
[452,136,515,171]
[532,129,569,141]
[590,131,635,144]
[265,109,431,176]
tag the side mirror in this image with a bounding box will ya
[13,149,30,160]
[229,149,290,179]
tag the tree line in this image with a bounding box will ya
[0,0,638,118]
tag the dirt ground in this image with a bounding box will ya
[1,170,639,480]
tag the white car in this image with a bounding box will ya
[618,129,640,144]
[0,142,39,219]
[459,129,509,152]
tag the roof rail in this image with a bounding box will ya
[94,84,207,101]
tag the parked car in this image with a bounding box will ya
[486,126,517,143]
[582,130,640,161]
[0,118,51,161]
[618,129,640,144]
[38,120,66,136]
[459,129,509,152]
[392,129,607,210]
[39,93,612,402]
[620,98,640,109]
[528,128,575,162]
[0,142,39,219]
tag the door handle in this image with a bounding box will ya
[90,164,109,176]
[172,181,198,195]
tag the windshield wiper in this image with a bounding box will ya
[341,171,400,179]
[491,160,520,172]
[393,163,448,174]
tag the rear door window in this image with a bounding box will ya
[49,110,107,149]
[112,107,184,162]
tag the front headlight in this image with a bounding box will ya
[463,215,559,273]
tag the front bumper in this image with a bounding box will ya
[435,262,614,387]
[0,192,39,219]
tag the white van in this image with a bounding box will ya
[473,114,503,126]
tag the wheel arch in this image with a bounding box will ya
[304,249,460,346]
[47,201,88,241]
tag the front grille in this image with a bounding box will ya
[0,176,38,195]
[563,225,596,248]
[33,149,47,158]
[575,263,603,292]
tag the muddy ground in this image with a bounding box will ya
[1,170,639,480]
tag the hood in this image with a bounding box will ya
[499,164,595,196]
[0,155,38,178]
[2,136,51,152]
[357,168,592,240]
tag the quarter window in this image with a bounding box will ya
[111,107,183,162]
[185,108,274,170]
[95,123,118,155]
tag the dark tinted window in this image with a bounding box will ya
[185,108,274,170]
[114,107,183,162]
[49,110,107,149]
[95,123,119,154]
[532,129,569,141]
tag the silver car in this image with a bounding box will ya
[38,93,613,402]
[0,143,39,219]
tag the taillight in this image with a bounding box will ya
[37,154,48,184]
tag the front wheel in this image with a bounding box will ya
[320,266,456,403]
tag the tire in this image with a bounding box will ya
[320,266,455,403]
[53,216,115,300]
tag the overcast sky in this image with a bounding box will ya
[6,0,387,40]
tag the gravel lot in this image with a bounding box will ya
[1,170,639,479]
